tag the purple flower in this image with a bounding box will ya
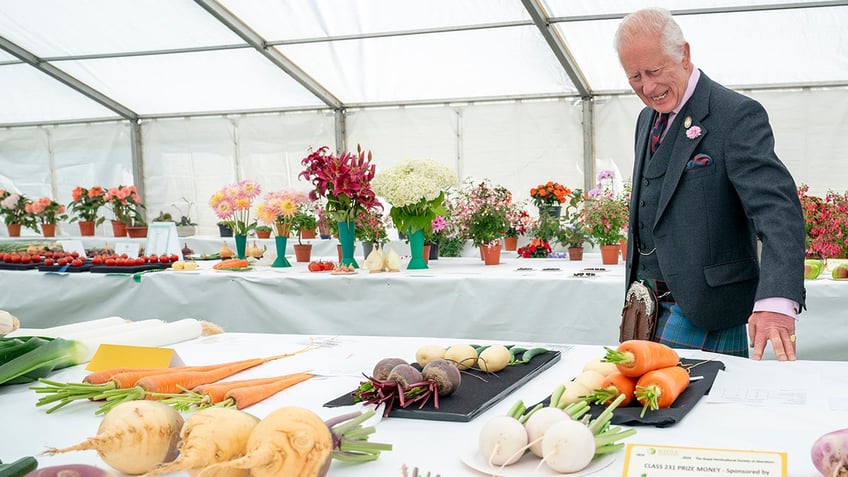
[686,126,702,139]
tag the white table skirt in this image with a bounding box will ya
[1,236,845,361]
[0,333,842,477]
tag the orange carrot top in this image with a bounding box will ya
[634,365,690,417]
[603,340,680,377]
[584,371,638,407]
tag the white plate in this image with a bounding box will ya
[460,448,615,477]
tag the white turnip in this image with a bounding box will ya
[45,400,183,475]
[811,428,848,476]
[540,419,596,473]
[523,406,571,458]
[143,407,260,477]
[478,415,528,466]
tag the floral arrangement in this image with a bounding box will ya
[0,190,37,230]
[799,184,848,258]
[208,179,262,236]
[25,197,68,224]
[67,186,107,225]
[356,208,389,244]
[427,215,448,244]
[106,185,146,226]
[299,145,382,224]
[371,158,458,237]
[529,213,561,244]
[505,204,533,238]
[530,181,571,208]
[256,189,310,236]
[517,238,552,258]
[447,178,513,247]
[557,222,591,249]
[580,170,629,246]
[290,205,319,244]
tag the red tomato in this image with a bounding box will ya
[321,261,334,271]
[169,254,179,262]
[20,255,31,264]
[71,259,83,267]
[44,258,54,266]
[135,257,145,266]
[70,251,80,259]
[105,258,116,266]
[308,262,322,272]
[30,255,41,263]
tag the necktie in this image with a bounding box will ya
[650,112,670,155]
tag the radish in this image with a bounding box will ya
[478,415,528,466]
[45,400,183,475]
[810,428,848,476]
[143,407,260,477]
[523,407,571,458]
[540,419,596,472]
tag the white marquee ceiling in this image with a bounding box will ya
[0,0,845,127]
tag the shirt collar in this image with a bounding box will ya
[668,66,700,127]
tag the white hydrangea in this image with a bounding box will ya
[372,159,458,207]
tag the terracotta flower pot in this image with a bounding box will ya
[294,244,312,263]
[481,242,502,265]
[301,228,317,239]
[568,247,584,261]
[127,226,148,238]
[504,236,519,251]
[6,223,21,237]
[78,221,96,236]
[41,223,56,237]
[600,244,620,265]
[256,229,272,239]
[619,239,628,262]
[111,220,127,237]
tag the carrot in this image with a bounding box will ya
[213,258,249,270]
[584,371,638,406]
[222,372,315,409]
[83,362,233,384]
[193,372,314,406]
[634,365,690,417]
[602,340,680,377]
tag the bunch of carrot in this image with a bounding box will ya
[591,340,690,418]
[31,343,320,414]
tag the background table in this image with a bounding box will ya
[0,333,842,476]
[1,237,845,361]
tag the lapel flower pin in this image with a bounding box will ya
[686,125,702,139]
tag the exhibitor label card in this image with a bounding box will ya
[622,443,786,477]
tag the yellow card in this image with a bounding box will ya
[86,344,185,371]
[622,443,787,476]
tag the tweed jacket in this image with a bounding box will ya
[625,71,806,330]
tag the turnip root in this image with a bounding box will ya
[557,381,591,407]
[415,345,446,367]
[421,359,461,397]
[582,357,618,377]
[478,345,511,373]
[523,407,571,458]
[24,464,114,477]
[204,406,332,477]
[143,407,260,477]
[540,419,596,473]
[573,370,606,391]
[371,358,407,381]
[444,344,477,371]
[478,415,528,466]
[387,364,423,389]
[44,400,183,475]
[811,428,848,477]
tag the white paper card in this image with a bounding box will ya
[622,443,786,477]
[114,242,140,258]
[58,240,86,257]
[146,222,182,259]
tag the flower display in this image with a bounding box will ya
[0,190,37,230]
[67,186,107,225]
[256,189,309,236]
[299,145,382,224]
[208,179,262,236]
[356,208,389,244]
[427,215,448,244]
[505,205,533,238]
[371,158,458,236]
[530,181,571,208]
[557,222,591,249]
[799,184,848,258]
[581,170,629,246]
[447,178,513,247]
[106,185,146,225]
[25,197,68,224]
[517,238,552,258]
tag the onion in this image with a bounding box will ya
[811,428,848,477]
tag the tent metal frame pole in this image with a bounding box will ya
[334,109,347,155]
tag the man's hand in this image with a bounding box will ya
[747,311,796,361]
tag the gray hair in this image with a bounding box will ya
[614,7,686,62]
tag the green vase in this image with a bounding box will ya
[272,236,291,268]
[407,228,428,270]
[235,234,247,259]
[337,221,358,268]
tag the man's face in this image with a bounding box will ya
[619,34,692,113]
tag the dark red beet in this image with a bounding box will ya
[372,358,408,381]
[421,359,461,396]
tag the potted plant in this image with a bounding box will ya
[581,170,629,265]
[530,181,571,217]
[799,184,848,262]
[209,179,262,258]
[171,197,197,237]
[256,188,311,267]
[519,213,559,258]
[0,190,38,236]
[299,145,382,268]
[290,206,319,263]
[557,222,591,261]
[105,184,145,237]
[504,204,532,251]
[356,208,389,259]
[371,158,457,269]
[25,197,68,237]
[67,186,107,236]
[449,179,513,265]
[254,225,272,239]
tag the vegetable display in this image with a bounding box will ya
[810,428,848,476]
[602,340,680,377]
[0,456,38,477]
[353,358,461,415]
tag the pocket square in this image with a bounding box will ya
[687,153,712,169]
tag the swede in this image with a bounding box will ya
[810,428,848,477]
[203,406,333,477]
[478,345,511,373]
[540,419,596,473]
[444,344,477,371]
[143,407,260,477]
[478,415,528,466]
[523,406,571,458]
[45,400,183,475]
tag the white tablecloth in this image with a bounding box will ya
[1,236,845,361]
[0,333,842,477]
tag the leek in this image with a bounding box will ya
[0,337,89,386]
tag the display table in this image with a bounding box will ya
[1,236,845,361]
[0,333,841,476]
